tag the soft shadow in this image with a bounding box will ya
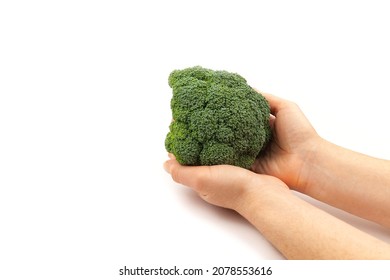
[174,186,285,259]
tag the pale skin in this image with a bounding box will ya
[163,92,390,259]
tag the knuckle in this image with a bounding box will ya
[192,167,211,191]
[192,173,205,191]
[170,166,181,183]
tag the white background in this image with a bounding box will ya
[1,0,390,279]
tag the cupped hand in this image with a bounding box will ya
[164,154,288,211]
[252,92,322,192]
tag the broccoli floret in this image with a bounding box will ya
[165,66,271,169]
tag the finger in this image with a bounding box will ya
[261,93,286,115]
[269,114,276,129]
[254,89,289,116]
[163,158,212,191]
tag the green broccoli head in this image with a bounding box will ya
[165,66,271,169]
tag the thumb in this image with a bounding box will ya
[163,157,212,192]
[164,154,289,210]
[164,157,260,209]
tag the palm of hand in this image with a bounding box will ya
[251,100,319,191]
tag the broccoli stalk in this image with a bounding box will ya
[165,66,271,169]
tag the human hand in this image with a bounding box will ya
[164,154,288,211]
[252,92,322,192]
[163,157,390,260]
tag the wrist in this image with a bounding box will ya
[293,136,328,194]
[235,176,290,217]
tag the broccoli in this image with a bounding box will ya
[165,66,271,169]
